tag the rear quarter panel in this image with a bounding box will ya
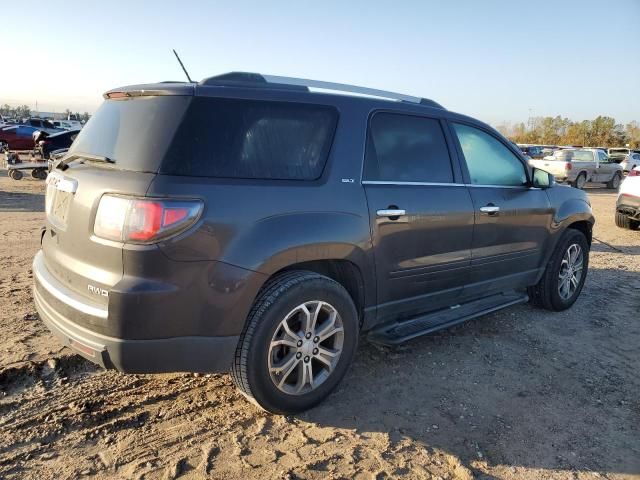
[146,101,376,309]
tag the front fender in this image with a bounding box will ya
[538,186,594,277]
[552,196,595,234]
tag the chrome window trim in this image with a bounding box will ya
[361,180,530,189]
[467,184,530,189]
[362,180,466,187]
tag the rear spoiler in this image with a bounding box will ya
[104,82,195,99]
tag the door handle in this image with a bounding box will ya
[479,205,500,215]
[376,209,406,218]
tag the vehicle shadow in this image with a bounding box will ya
[591,241,640,255]
[0,171,45,212]
[0,190,45,212]
[301,266,640,477]
[583,186,620,195]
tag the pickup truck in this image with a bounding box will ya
[529,148,623,189]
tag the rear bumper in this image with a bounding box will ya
[33,251,239,373]
[617,194,640,220]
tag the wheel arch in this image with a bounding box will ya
[566,220,593,246]
[277,259,367,324]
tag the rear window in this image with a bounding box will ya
[161,97,338,180]
[553,150,594,162]
[68,96,192,172]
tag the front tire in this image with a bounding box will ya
[528,229,589,311]
[231,271,358,414]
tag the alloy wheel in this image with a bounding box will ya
[268,301,344,395]
[558,243,584,300]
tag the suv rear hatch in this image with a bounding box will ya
[40,91,193,323]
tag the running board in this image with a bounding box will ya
[367,291,528,346]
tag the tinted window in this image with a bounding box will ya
[364,113,453,183]
[554,150,593,162]
[162,97,337,180]
[452,123,527,186]
[70,96,192,172]
[597,151,608,162]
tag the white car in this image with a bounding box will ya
[616,166,640,230]
[609,148,640,173]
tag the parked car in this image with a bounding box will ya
[608,147,639,156]
[530,148,623,189]
[518,144,545,159]
[0,125,40,150]
[23,117,62,134]
[36,129,80,159]
[33,73,594,414]
[608,149,640,173]
[616,167,640,230]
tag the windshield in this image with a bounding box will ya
[68,96,191,172]
[551,150,594,162]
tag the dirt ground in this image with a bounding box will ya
[0,171,638,480]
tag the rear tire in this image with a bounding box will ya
[9,169,23,180]
[231,271,358,414]
[615,212,640,230]
[572,173,586,189]
[607,172,622,189]
[528,229,589,311]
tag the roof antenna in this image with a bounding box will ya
[172,49,194,83]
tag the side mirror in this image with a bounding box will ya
[532,167,555,189]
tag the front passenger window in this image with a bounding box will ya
[452,123,527,186]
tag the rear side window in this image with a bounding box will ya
[162,97,338,180]
[364,113,453,183]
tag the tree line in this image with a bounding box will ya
[0,104,91,123]
[496,116,640,149]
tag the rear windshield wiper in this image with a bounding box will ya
[56,152,115,170]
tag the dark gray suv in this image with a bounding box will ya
[33,73,594,414]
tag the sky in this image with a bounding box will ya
[2,0,639,125]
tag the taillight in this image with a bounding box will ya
[94,195,203,243]
[565,162,572,171]
[628,169,639,177]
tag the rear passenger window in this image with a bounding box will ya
[162,97,337,180]
[364,113,453,183]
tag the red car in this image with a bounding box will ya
[0,125,39,150]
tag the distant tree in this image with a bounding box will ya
[506,115,634,149]
[625,121,640,148]
[81,112,90,123]
[0,104,12,116]
[15,105,31,119]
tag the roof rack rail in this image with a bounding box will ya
[199,72,444,109]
